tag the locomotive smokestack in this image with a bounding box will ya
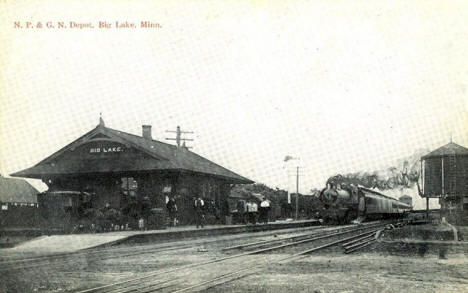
[142,125,152,140]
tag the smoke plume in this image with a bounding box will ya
[327,149,429,190]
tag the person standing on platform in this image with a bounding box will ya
[260,197,271,224]
[247,200,258,225]
[138,217,145,231]
[194,196,205,228]
[166,196,178,227]
[236,200,246,224]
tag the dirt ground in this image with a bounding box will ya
[0,227,314,292]
[205,225,468,293]
[206,252,468,293]
[2,225,467,293]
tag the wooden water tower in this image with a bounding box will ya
[420,142,468,224]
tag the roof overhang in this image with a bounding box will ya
[10,123,254,184]
[12,168,254,184]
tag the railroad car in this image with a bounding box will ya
[318,181,412,224]
[37,191,93,233]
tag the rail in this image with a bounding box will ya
[74,221,393,293]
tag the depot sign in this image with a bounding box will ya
[89,146,125,153]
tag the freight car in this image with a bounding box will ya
[37,191,94,233]
[318,181,412,224]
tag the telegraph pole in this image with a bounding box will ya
[165,126,194,148]
[296,166,299,220]
[284,155,300,220]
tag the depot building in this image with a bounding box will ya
[11,118,253,227]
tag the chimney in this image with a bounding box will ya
[142,125,152,140]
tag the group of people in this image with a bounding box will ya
[236,197,271,225]
[165,195,206,228]
[166,195,272,228]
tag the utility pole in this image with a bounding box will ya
[296,166,299,220]
[284,155,300,220]
[165,126,194,148]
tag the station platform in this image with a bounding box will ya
[2,219,319,255]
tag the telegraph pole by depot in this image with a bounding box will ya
[284,155,299,221]
[284,155,300,220]
[165,126,194,148]
[296,166,299,220]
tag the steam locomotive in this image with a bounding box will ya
[318,179,412,224]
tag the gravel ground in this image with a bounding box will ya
[206,253,468,293]
[2,224,466,293]
[0,226,322,292]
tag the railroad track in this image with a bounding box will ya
[342,222,405,254]
[221,222,385,253]
[73,220,396,293]
[0,225,324,272]
[0,242,193,272]
[342,230,379,254]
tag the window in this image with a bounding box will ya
[121,177,138,197]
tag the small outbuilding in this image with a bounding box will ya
[0,175,39,228]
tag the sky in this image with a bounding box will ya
[1,1,467,209]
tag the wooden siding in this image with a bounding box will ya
[424,156,468,196]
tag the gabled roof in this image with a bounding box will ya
[421,142,468,159]
[0,175,38,203]
[11,123,253,184]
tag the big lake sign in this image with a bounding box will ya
[89,146,125,153]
